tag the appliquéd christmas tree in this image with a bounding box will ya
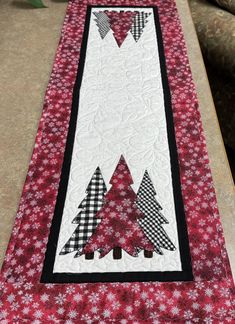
[137,170,176,255]
[59,167,107,259]
[80,156,155,259]
[60,157,176,260]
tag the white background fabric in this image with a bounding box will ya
[54,7,182,273]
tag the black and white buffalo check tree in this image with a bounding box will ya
[137,170,176,256]
[60,167,107,259]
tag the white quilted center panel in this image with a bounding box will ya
[53,7,182,273]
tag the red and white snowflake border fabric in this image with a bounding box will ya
[0,0,234,322]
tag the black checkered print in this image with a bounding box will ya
[130,12,151,42]
[137,170,176,254]
[60,167,107,257]
[93,11,111,39]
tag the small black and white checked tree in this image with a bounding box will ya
[60,167,107,259]
[130,12,151,42]
[137,170,176,257]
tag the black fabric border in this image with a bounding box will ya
[41,5,193,284]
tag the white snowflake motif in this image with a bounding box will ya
[109,201,116,207]
[68,310,77,319]
[107,292,115,301]
[145,299,154,309]
[187,289,198,300]
[192,302,200,310]
[118,237,126,245]
[204,304,213,313]
[97,235,105,243]
[21,293,33,305]
[116,205,123,212]
[57,307,65,315]
[110,211,116,218]
[34,310,43,319]
[159,304,166,311]
[120,213,128,221]
[22,307,30,315]
[131,284,140,292]
[183,310,193,319]
[123,198,131,206]
[111,301,121,310]
[141,292,148,300]
[216,307,227,318]
[10,302,19,311]
[88,292,100,304]
[103,309,111,318]
[91,306,98,314]
[40,293,49,302]
[173,290,181,298]
[7,294,15,303]
[205,288,213,297]
[55,293,66,305]
[104,226,114,235]
[73,293,82,302]
[66,286,75,294]
[171,306,180,315]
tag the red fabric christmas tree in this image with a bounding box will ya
[81,155,154,258]
[105,11,137,47]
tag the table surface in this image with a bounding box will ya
[0,0,234,279]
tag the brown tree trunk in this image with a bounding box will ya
[85,252,94,260]
[144,250,153,258]
[113,247,122,259]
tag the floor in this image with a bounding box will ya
[0,0,234,280]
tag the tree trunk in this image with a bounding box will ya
[85,252,94,260]
[144,250,153,258]
[113,247,122,259]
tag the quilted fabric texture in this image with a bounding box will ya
[0,0,234,322]
[52,6,183,275]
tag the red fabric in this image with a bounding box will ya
[0,0,234,322]
[82,156,155,257]
[105,10,137,47]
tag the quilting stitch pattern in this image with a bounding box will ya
[0,1,234,322]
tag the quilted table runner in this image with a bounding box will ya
[0,0,234,322]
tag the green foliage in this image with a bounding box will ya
[26,0,47,8]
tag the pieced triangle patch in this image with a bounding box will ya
[93,11,111,39]
[93,11,151,46]
[104,10,137,47]
[130,12,151,42]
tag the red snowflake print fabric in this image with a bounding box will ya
[105,10,137,46]
[0,0,234,322]
[82,156,155,258]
